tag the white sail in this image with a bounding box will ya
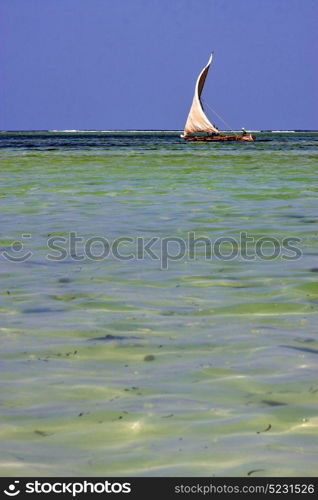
[183,54,219,137]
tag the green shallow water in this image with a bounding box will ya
[0,131,317,476]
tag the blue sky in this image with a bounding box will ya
[1,0,317,130]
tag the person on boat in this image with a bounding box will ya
[241,127,247,136]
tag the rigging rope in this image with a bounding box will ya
[201,97,234,132]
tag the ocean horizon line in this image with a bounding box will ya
[1,129,318,133]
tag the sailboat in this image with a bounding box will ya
[181,54,255,142]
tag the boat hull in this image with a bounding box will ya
[183,134,255,142]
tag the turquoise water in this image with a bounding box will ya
[0,131,317,477]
